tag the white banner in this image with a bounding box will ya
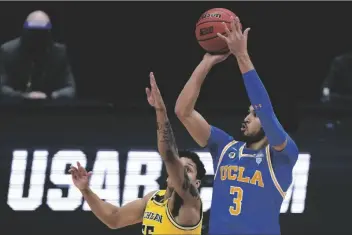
[7,149,311,213]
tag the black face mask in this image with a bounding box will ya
[21,29,52,55]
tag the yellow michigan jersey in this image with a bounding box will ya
[142,190,203,235]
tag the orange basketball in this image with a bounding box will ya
[195,8,237,54]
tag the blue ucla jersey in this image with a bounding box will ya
[207,126,298,235]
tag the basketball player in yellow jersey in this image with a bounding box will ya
[143,72,205,234]
[69,72,205,235]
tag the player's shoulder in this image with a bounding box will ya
[227,139,243,147]
[269,134,299,161]
[155,189,166,197]
[147,190,167,203]
[236,140,246,146]
[209,125,235,142]
[210,125,232,136]
[143,190,161,203]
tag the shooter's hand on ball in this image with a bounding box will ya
[217,16,251,57]
[69,162,92,191]
[146,72,166,112]
[203,52,230,66]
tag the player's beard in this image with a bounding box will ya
[240,127,266,146]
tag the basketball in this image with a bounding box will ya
[195,8,237,54]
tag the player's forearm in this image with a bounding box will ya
[175,60,212,117]
[156,109,179,163]
[236,54,272,111]
[81,188,119,228]
[235,53,255,74]
[237,54,286,146]
[155,110,200,203]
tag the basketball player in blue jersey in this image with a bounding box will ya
[175,16,299,235]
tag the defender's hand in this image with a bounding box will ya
[203,52,231,66]
[146,72,167,112]
[69,162,92,191]
[217,16,251,57]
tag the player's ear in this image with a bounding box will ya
[195,179,201,188]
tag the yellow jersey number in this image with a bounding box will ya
[229,186,243,216]
[142,225,154,235]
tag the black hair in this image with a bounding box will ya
[169,150,206,218]
[178,150,206,180]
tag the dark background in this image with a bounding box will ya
[0,2,351,107]
[0,2,351,235]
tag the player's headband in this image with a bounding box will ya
[23,21,52,30]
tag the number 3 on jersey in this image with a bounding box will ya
[229,186,243,216]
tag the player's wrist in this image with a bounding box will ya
[235,52,254,74]
[80,187,91,194]
[234,52,249,59]
[200,58,215,70]
[155,107,167,113]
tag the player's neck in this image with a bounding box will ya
[165,187,173,199]
[247,137,268,150]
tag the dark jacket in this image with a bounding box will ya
[0,37,76,99]
[322,53,352,96]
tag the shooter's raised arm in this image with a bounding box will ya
[217,17,298,162]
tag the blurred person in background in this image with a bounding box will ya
[0,10,75,101]
[321,53,352,104]
[320,53,352,130]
